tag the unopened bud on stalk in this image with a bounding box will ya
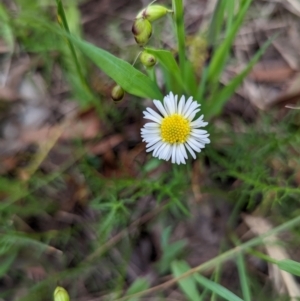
[111,85,124,102]
[140,51,156,68]
[132,18,152,46]
[136,5,172,22]
[53,286,70,301]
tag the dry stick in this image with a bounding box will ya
[83,202,168,264]
[110,214,300,301]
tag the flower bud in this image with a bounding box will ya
[54,286,70,301]
[111,85,124,102]
[132,18,152,46]
[136,5,172,22]
[140,51,156,68]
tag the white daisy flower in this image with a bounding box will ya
[141,92,210,165]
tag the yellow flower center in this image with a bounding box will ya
[161,114,191,144]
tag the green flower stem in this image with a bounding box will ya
[172,0,186,76]
[196,66,208,103]
[146,67,157,84]
[236,251,251,301]
[247,248,278,265]
[56,0,90,95]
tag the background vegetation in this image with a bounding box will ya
[1,0,300,300]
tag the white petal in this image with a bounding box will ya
[155,142,167,158]
[177,95,186,115]
[146,141,161,153]
[152,141,164,157]
[165,144,173,161]
[165,93,176,115]
[159,143,170,159]
[174,94,178,113]
[196,137,211,144]
[186,108,200,121]
[171,145,177,164]
[144,122,160,129]
[145,137,161,148]
[184,143,196,159]
[191,129,208,135]
[183,102,200,120]
[187,138,202,152]
[143,112,162,123]
[141,129,160,135]
[182,96,194,115]
[146,107,163,120]
[177,145,185,164]
[153,100,168,117]
[179,143,188,159]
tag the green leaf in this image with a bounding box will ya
[171,260,201,301]
[172,0,186,75]
[207,0,227,46]
[69,35,162,100]
[236,252,251,301]
[0,253,17,278]
[144,47,185,91]
[207,0,252,83]
[0,3,14,52]
[56,0,92,103]
[194,273,244,301]
[205,34,275,119]
[277,259,300,277]
[184,60,198,96]
[126,278,150,301]
[158,239,187,274]
[225,0,235,37]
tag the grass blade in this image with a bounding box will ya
[171,260,201,301]
[194,274,244,301]
[236,253,251,301]
[126,278,150,301]
[207,0,226,47]
[277,259,300,277]
[207,0,252,83]
[172,0,186,75]
[205,34,275,119]
[56,0,89,93]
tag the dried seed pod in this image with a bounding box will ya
[132,18,152,46]
[140,51,156,68]
[111,85,125,102]
[136,5,172,22]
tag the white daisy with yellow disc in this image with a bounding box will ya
[141,92,210,165]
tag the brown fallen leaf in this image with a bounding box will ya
[249,66,294,83]
[21,110,102,144]
[243,215,300,300]
[88,134,123,155]
[266,73,300,109]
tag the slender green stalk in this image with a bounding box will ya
[207,0,226,46]
[172,0,186,75]
[247,248,278,265]
[210,263,221,301]
[210,241,227,301]
[56,0,90,94]
[196,66,208,103]
[236,253,251,301]
[225,0,235,37]
[199,287,210,301]
[146,67,157,83]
